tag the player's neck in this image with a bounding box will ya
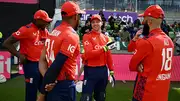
[149,25,161,32]
[62,20,76,30]
[92,29,101,33]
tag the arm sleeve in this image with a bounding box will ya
[59,34,78,57]
[106,36,114,71]
[106,50,114,71]
[127,40,136,52]
[40,52,68,94]
[129,39,153,71]
[12,26,29,40]
[83,34,105,60]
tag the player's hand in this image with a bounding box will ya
[37,93,45,101]
[109,71,116,87]
[110,71,114,76]
[45,81,57,92]
[137,64,144,73]
[75,75,81,84]
[103,41,116,51]
[85,29,90,33]
[75,78,80,84]
[75,80,79,84]
[132,29,142,41]
[19,54,27,64]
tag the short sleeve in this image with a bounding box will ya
[59,34,78,57]
[12,26,29,39]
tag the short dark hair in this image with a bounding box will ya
[61,11,68,16]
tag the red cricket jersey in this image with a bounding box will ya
[12,23,48,61]
[45,22,80,81]
[83,31,114,71]
[128,40,137,52]
[129,28,174,101]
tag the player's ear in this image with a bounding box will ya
[74,14,79,21]
[100,21,103,26]
[71,14,76,21]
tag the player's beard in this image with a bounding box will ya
[74,19,79,31]
[142,21,150,36]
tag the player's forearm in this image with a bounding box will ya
[129,61,139,71]
[127,40,136,52]
[129,53,143,71]
[3,39,20,57]
[40,52,68,94]
[78,64,84,79]
[39,60,48,77]
[4,45,20,57]
[107,51,114,71]
[39,48,48,77]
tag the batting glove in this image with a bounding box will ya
[103,41,116,52]
[109,71,116,87]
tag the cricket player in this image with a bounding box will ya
[129,5,174,101]
[80,14,115,101]
[3,10,52,101]
[38,1,85,101]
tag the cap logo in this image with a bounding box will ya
[148,13,151,15]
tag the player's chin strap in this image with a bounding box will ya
[109,71,116,88]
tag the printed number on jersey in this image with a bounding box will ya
[161,48,173,71]
[45,39,55,62]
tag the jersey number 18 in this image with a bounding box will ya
[161,48,173,71]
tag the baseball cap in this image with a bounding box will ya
[34,10,52,22]
[91,14,102,22]
[138,5,164,19]
[61,1,85,16]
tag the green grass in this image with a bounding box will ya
[0,76,180,101]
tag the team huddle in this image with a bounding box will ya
[2,1,174,101]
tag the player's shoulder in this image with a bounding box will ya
[24,23,36,29]
[62,27,79,41]
[19,23,36,32]
[25,23,32,28]
[101,33,109,39]
[64,34,79,45]
[83,32,91,39]
[63,27,78,39]
[136,38,152,47]
[16,24,31,33]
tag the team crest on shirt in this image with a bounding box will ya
[33,30,39,36]
[84,41,89,45]
[92,37,96,40]
[15,31,20,35]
